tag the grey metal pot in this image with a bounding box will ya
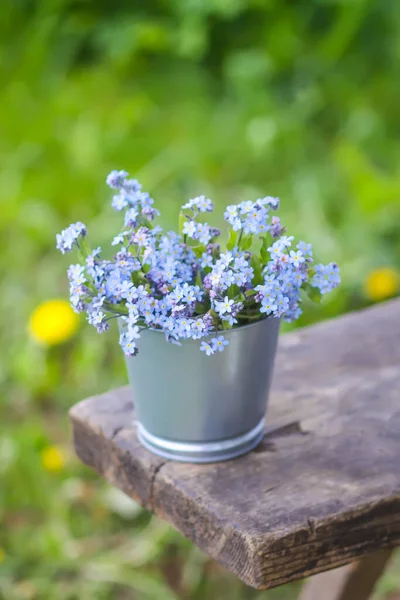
[123,316,280,463]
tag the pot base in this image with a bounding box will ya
[136,419,265,463]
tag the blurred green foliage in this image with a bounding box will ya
[1,0,400,598]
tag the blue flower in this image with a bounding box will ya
[239,200,254,214]
[58,168,340,357]
[241,205,269,235]
[182,195,214,213]
[91,295,105,310]
[278,235,294,249]
[221,314,237,326]
[106,170,128,189]
[182,220,197,238]
[209,270,222,288]
[224,205,241,230]
[87,307,110,333]
[200,341,215,356]
[200,253,213,269]
[275,295,289,316]
[297,241,313,257]
[111,193,129,212]
[262,196,280,210]
[260,299,278,315]
[270,216,284,238]
[119,335,139,356]
[124,178,142,194]
[124,207,139,227]
[56,222,87,254]
[242,265,254,283]
[233,256,247,270]
[221,270,236,289]
[312,263,341,294]
[191,318,206,339]
[126,324,141,342]
[217,252,233,268]
[197,223,212,245]
[234,270,247,286]
[268,240,284,259]
[214,296,234,316]
[68,264,86,285]
[111,231,129,246]
[289,250,305,268]
[88,309,105,326]
[211,335,229,352]
[132,227,151,247]
[86,247,101,269]
[162,316,175,332]
[183,284,202,304]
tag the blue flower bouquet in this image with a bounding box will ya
[57,170,340,462]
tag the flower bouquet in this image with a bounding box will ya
[57,170,340,462]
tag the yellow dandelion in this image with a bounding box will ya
[29,299,79,345]
[40,446,66,473]
[0,547,5,563]
[364,267,399,302]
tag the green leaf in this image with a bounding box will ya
[307,266,316,278]
[260,248,269,264]
[192,244,206,258]
[303,283,322,304]
[179,211,186,235]
[245,289,257,298]
[260,235,270,264]
[240,234,252,250]
[79,238,91,259]
[250,254,263,285]
[142,263,151,274]
[195,271,203,287]
[260,234,270,250]
[227,284,240,299]
[310,289,322,304]
[226,229,238,250]
[195,301,204,313]
[208,309,218,325]
[131,272,141,286]
[140,217,152,229]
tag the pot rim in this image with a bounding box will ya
[138,314,280,337]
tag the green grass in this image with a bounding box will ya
[1,1,400,598]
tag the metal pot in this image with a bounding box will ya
[123,316,280,463]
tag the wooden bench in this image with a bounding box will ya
[70,299,400,599]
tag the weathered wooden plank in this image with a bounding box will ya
[70,299,400,589]
[298,549,393,600]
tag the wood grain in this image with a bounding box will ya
[70,299,400,589]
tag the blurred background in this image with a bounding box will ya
[1,0,400,598]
